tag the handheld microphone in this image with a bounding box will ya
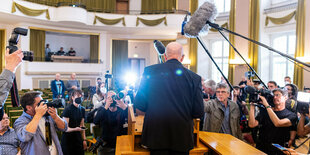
[184,1,218,38]
[153,40,166,63]
[181,12,191,35]
[153,40,165,55]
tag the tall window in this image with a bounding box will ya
[271,0,295,5]
[210,40,229,82]
[270,33,295,87]
[211,0,230,13]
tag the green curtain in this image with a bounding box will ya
[141,0,176,14]
[112,40,128,90]
[98,0,116,13]
[90,35,99,63]
[210,22,228,32]
[248,0,260,71]
[161,40,175,47]
[84,0,116,13]
[136,17,167,26]
[12,2,50,20]
[23,0,116,13]
[189,0,198,73]
[93,16,126,26]
[0,30,5,73]
[30,29,46,61]
[265,11,296,26]
[228,0,236,84]
[293,0,305,90]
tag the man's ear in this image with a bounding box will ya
[180,55,185,62]
[164,53,167,61]
[25,105,32,112]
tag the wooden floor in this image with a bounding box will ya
[295,136,310,154]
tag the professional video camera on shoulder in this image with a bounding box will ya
[245,85,274,107]
[6,27,33,61]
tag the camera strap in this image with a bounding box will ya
[45,118,52,146]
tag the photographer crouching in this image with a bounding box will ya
[249,88,297,154]
[93,90,128,155]
[13,91,67,155]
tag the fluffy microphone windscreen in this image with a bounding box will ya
[184,1,218,38]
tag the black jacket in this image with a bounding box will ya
[135,59,204,152]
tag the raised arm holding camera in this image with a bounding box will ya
[248,88,297,154]
[0,48,23,120]
[13,91,67,155]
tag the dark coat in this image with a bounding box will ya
[51,80,65,99]
[135,59,204,152]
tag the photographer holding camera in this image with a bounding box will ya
[93,91,128,155]
[13,91,67,155]
[249,88,297,154]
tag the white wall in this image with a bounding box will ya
[18,61,105,89]
[128,41,158,67]
[45,32,90,60]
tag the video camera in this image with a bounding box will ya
[111,92,125,107]
[105,71,113,79]
[245,71,255,79]
[6,27,33,61]
[245,85,274,107]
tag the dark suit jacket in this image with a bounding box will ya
[135,59,204,152]
[51,80,65,98]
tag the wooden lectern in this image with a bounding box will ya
[115,104,266,155]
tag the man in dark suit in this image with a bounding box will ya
[135,42,204,155]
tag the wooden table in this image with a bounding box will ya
[51,55,83,63]
[199,132,266,155]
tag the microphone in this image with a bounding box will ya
[181,12,191,35]
[184,1,218,38]
[153,40,165,55]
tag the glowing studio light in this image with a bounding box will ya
[125,72,137,85]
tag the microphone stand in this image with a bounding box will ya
[207,21,310,69]
[196,36,234,92]
[217,30,268,89]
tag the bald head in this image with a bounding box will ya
[55,73,61,81]
[164,42,184,62]
[71,73,76,79]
